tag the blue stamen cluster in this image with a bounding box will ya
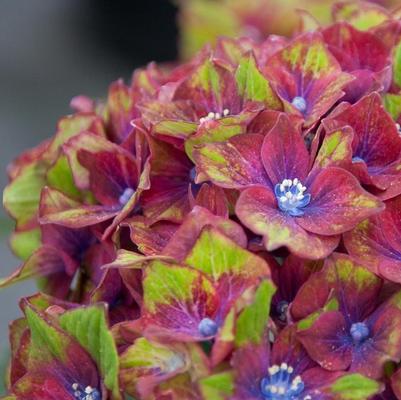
[260,363,310,399]
[275,178,311,217]
[72,383,101,400]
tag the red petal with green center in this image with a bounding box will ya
[184,226,271,315]
[163,206,247,261]
[332,1,389,30]
[141,261,219,342]
[310,126,353,174]
[49,113,105,156]
[236,186,339,259]
[119,338,197,398]
[265,32,353,127]
[261,114,309,184]
[106,79,137,142]
[173,55,241,117]
[193,133,270,189]
[293,253,382,322]
[139,99,198,141]
[15,302,100,398]
[235,53,282,109]
[297,167,384,235]
[184,102,263,161]
[344,196,401,283]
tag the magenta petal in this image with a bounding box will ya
[236,186,339,259]
[77,147,139,206]
[231,342,269,400]
[261,114,309,184]
[298,167,384,235]
[344,196,401,283]
[298,311,352,371]
[357,305,401,379]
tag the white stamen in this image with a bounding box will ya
[278,387,286,395]
[199,109,230,123]
[85,386,94,394]
[268,365,280,375]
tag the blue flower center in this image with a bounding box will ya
[189,167,197,183]
[119,187,135,206]
[352,156,364,164]
[72,383,101,400]
[350,322,370,344]
[198,317,218,337]
[260,363,308,399]
[291,97,307,113]
[276,301,289,322]
[275,179,311,217]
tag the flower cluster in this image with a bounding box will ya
[3,2,401,399]
[177,0,401,59]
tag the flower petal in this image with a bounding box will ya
[261,113,309,184]
[193,133,270,189]
[298,311,353,371]
[298,167,384,235]
[236,186,340,259]
[141,261,219,342]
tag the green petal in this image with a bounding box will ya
[3,161,47,229]
[236,54,282,109]
[235,280,276,347]
[184,226,270,282]
[199,371,234,400]
[59,304,122,399]
[329,374,382,399]
[46,155,81,200]
[9,228,41,261]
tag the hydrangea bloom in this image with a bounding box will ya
[3,2,401,399]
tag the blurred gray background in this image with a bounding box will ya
[0,0,177,393]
